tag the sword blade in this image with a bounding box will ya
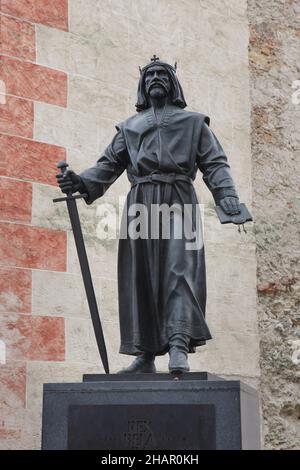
[66,197,109,374]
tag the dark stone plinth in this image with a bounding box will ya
[41,373,260,450]
[83,371,222,382]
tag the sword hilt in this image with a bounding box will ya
[54,160,87,203]
[57,160,72,196]
[57,160,71,196]
[53,193,88,203]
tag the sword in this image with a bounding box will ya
[53,160,109,374]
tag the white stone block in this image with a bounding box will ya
[32,183,69,231]
[189,329,260,377]
[206,12,249,56]
[34,102,101,153]
[68,75,129,122]
[32,270,96,318]
[67,228,118,279]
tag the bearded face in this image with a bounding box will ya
[136,60,187,112]
[144,64,172,100]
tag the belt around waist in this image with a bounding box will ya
[130,173,193,187]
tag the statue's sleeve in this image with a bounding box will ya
[196,122,238,204]
[78,129,129,204]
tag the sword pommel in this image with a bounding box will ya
[57,160,69,176]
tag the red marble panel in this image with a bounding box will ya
[0,177,32,222]
[0,314,65,361]
[0,362,26,408]
[0,0,68,31]
[0,134,66,185]
[0,14,36,61]
[0,223,67,271]
[0,267,32,313]
[0,95,33,138]
[0,55,67,106]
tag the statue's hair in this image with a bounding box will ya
[135,62,187,112]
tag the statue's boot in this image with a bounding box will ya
[168,333,190,374]
[117,352,156,374]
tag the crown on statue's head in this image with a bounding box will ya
[139,54,178,75]
[150,54,160,63]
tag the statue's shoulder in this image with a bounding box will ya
[176,107,210,126]
[115,112,146,132]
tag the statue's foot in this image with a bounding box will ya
[117,353,156,374]
[168,347,190,374]
[168,333,190,374]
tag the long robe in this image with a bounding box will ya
[79,104,237,356]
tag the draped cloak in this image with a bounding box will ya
[79,104,237,356]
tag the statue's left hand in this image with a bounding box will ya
[219,196,240,215]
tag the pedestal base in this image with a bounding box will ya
[42,372,260,450]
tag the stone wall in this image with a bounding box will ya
[248,0,300,450]
[0,0,69,449]
[0,0,258,449]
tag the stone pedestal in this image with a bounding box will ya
[42,373,260,450]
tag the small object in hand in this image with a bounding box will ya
[215,203,253,225]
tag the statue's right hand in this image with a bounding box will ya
[56,170,83,194]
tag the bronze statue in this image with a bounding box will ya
[56,56,242,375]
